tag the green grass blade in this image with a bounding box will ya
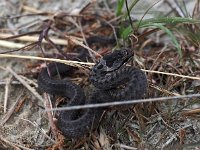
[150,23,182,57]
[124,0,140,19]
[116,0,125,16]
[135,17,200,28]
[120,25,132,39]
[120,17,199,39]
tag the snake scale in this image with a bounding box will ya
[37,37,147,139]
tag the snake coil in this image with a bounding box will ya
[38,47,147,138]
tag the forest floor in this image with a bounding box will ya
[0,0,200,150]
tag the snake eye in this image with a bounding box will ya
[97,64,103,70]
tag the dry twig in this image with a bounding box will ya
[1,90,25,125]
[0,136,33,150]
[0,33,69,46]
[3,75,12,113]
[4,66,44,102]
[45,93,200,112]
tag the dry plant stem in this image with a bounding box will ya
[1,53,200,82]
[67,35,102,58]
[99,17,118,45]
[37,22,73,118]
[192,0,200,17]
[125,0,134,31]
[14,96,27,113]
[164,0,180,16]
[45,93,200,112]
[103,0,112,13]
[0,31,41,40]
[182,108,200,115]
[162,134,177,149]
[174,0,186,17]
[138,28,160,41]
[49,24,102,57]
[0,136,33,150]
[0,33,68,46]
[22,5,45,13]
[0,42,38,54]
[149,83,180,96]
[4,75,12,113]
[0,54,94,67]
[149,45,167,70]
[5,66,44,102]
[37,22,52,74]
[113,144,137,150]
[1,54,200,80]
[157,111,176,133]
[43,93,59,141]
[0,40,25,49]
[0,90,24,125]
[142,69,200,80]
[20,76,38,87]
[0,80,20,85]
[20,118,56,143]
[136,0,161,31]
[0,69,60,146]
[0,137,20,150]
[44,36,68,58]
[77,19,96,61]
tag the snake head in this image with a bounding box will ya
[91,48,134,75]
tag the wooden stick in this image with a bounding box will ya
[0,33,68,46]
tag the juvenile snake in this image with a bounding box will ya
[37,40,147,138]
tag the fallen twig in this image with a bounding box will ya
[1,54,200,81]
[43,93,59,141]
[0,136,33,150]
[45,93,200,112]
[142,69,200,80]
[0,33,69,46]
[182,108,200,115]
[4,75,12,113]
[0,40,25,49]
[5,66,44,102]
[20,118,56,143]
[1,90,25,125]
[0,54,94,68]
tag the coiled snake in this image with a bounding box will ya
[37,46,147,138]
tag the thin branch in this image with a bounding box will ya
[142,69,200,80]
[43,93,60,141]
[1,90,25,125]
[20,118,56,143]
[136,0,161,31]
[5,67,44,103]
[4,75,12,113]
[0,31,41,40]
[45,93,200,112]
[49,25,102,57]
[0,41,38,54]
[0,54,94,67]
[0,33,68,46]
[0,136,33,150]
[1,54,200,81]
[125,0,134,31]
[0,40,25,49]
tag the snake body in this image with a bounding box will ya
[37,40,147,138]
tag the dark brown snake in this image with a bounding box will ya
[37,38,147,139]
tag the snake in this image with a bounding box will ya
[37,37,147,139]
